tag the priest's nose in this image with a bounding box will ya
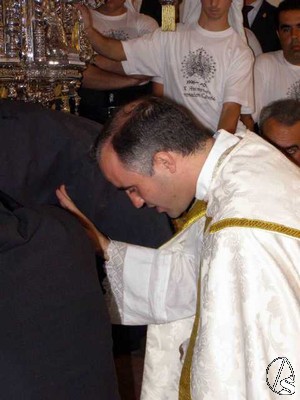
[126,191,145,208]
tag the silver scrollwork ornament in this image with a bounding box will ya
[0,0,89,113]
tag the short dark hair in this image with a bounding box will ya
[95,96,213,175]
[276,0,300,29]
[259,98,300,132]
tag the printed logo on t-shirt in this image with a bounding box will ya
[181,48,216,101]
[287,79,300,100]
[103,29,130,41]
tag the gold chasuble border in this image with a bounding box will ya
[209,218,300,239]
[179,278,201,400]
[178,217,300,400]
[177,201,207,400]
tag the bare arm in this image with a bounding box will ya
[91,54,151,80]
[91,54,126,75]
[240,114,255,132]
[77,4,126,61]
[82,64,148,90]
[56,185,110,260]
[217,102,241,134]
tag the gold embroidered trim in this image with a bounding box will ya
[209,218,300,239]
[160,200,206,252]
[166,202,207,398]
[173,200,207,233]
[179,278,201,400]
[161,201,206,398]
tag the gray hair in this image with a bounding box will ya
[259,99,300,132]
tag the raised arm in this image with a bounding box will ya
[76,4,126,61]
[82,64,148,90]
[56,185,199,326]
[90,54,151,79]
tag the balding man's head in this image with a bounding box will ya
[259,99,300,167]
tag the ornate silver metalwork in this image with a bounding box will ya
[0,0,97,113]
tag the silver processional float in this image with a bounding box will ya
[0,0,105,113]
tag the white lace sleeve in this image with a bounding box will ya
[103,240,128,324]
[103,220,202,325]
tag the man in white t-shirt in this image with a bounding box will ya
[82,0,158,90]
[79,0,158,124]
[252,0,300,123]
[77,0,254,133]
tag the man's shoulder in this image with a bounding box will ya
[231,29,253,50]
[128,8,158,26]
[210,132,300,229]
[255,50,283,67]
[227,30,254,61]
[230,131,300,186]
[176,22,197,32]
[148,25,196,44]
[214,28,249,51]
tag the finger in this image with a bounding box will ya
[56,186,74,211]
[59,184,71,201]
[56,186,67,202]
[55,187,64,203]
[56,189,88,223]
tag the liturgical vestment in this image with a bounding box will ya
[105,130,300,399]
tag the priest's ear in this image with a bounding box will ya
[153,151,177,174]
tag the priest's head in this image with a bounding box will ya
[259,98,300,167]
[95,96,214,218]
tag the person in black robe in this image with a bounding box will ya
[0,190,120,399]
[0,100,173,397]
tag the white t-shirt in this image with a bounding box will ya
[122,24,254,131]
[90,8,158,40]
[253,50,300,122]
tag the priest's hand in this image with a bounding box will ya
[56,184,110,260]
